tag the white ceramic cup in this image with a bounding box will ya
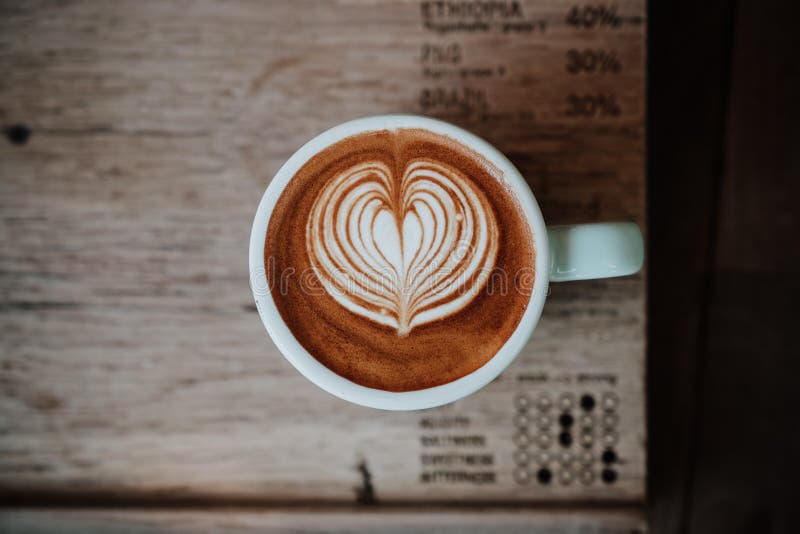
[249,115,643,411]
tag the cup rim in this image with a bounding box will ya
[249,114,550,410]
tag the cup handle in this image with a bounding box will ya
[547,222,644,282]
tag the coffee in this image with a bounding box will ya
[265,128,535,392]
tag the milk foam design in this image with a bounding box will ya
[307,159,499,335]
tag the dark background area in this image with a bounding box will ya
[648,0,800,532]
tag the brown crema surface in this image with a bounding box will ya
[265,128,535,392]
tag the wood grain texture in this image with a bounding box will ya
[0,0,646,505]
[0,507,646,533]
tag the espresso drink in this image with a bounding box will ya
[265,128,535,392]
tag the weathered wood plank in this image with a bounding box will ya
[0,507,646,533]
[0,0,646,503]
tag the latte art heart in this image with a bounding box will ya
[307,158,499,335]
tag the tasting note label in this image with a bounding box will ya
[419,414,497,485]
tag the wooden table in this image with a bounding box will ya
[0,1,646,531]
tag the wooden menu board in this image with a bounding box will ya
[0,0,646,527]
